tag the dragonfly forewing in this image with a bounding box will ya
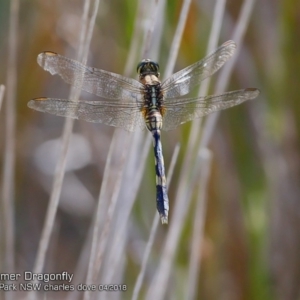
[161,40,236,98]
[37,52,143,100]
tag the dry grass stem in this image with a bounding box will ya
[84,132,131,299]
[186,149,212,300]
[200,0,258,148]
[164,0,192,79]
[142,0,164,59]
[124,0,146,76]
[0,85,5,111]
[1,0,19,279]
[188,0,226,154]
[98,133,151,285]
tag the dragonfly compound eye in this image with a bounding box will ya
[137,59,160,76]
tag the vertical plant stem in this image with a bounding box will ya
[99,132,151,285]
[142,0,164,59]
[124,0,145,76]
[164,0,192,79]
[187,0,226,154]
[0,85,5,111]
[84,131,129,300]
[200,0,258,148]
[186,149,212,300]
[2,0,19,279]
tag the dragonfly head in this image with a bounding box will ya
[137,59,160,78]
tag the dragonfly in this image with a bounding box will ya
[28,40,260,224]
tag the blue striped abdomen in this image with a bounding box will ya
[152,129,169,224]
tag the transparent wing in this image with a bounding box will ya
[37,52,143,100]
[162,88,260,131]
[28,98,146,132]
[161,40,236,98]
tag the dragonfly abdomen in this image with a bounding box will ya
[151,129,169,224]
[145,109,163,131]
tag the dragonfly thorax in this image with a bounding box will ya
[142,83,165,132]
[137,59,160,78]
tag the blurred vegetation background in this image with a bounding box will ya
[0,0,300,299]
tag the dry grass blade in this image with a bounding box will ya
[124,0,146,76]
[186,149,212,300]
[0,85,5,111]
[1,0,19,280]
[200,0,258,148]
[164,0,192,79]
[179,0,226,242]
[98,132,151,286]
[66,220,94,300]
[142,0,164,59]
[84,131,131,300]
[187,0,226,151]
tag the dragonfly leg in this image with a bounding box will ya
[152,130,169,224]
